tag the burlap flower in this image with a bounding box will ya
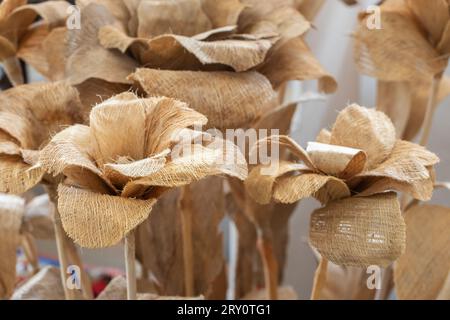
[245,104,439,267]
[354,0,450,140]
[0,81,85,194]
[52,0,336,129]
[39,92,247,248]
[0,0,70,85]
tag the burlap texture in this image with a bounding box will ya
[11,266,64,300]
[394,204,450,300]
[0,194,25,299]
[310,192,406,267]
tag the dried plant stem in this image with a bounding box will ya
[125,230,137,300]
[180,186,195,297]
[419,72,444,146]
[46,185,92,300]
[310,257,328,300]
[375,265,394,300]
[21,233,39,274]
[256,235,278,300]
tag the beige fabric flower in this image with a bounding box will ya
[0,0,70,85]
[39,92,248,248]
[0,81,85,194]
[353,0,450,139]
[245,104,439,266]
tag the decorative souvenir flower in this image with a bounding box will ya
[245,104,439,266]
[0,0,70,85]
[354,0,450,140]
[39,92,247,248]
[0,81,85,194]
[55,0,336,129]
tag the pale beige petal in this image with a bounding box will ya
[394,204,450,300]
[310,193,405,267]
[58,184,156,248]
[104,150,169,187]
[330,104,396,170]
[0,193,24,299]
[405,0,449,46]
[65,3,138,85]
[137,0,212,38]
[9,0,70,28]
[259,37,337,93]
[296,0,326,21]
[245,160,310,204]
[354,6,447,81]
[306,142,366,178]
[354,140,439,200]
[201,0,245,28]
[129,69,277,129]
[39,125,113,194]
[142,97,208,156]
[250,135,315,169]
[0,156,43,194]
[122,138,247,198]
[315,129,331,144]
[273,173,350,204]
[89,93,148,165]
[239,0,310,38]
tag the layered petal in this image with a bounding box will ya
[122,138,247,198]
[129,69,277,129]
[0,156,43,194]
[39,125,112,194]
[58,184,156,248]
[310,192,405,267]
[258,37,337,92]
[330,104,396,170]
[354,5,447,81]
[273,173,350,204]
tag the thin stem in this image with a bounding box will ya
[125,230,137,300]
[46,185,90,300]
[21,233,39,275]
[419,72,443,146]
[180,186,194,297]
[311,257,328,300]
[256,234,279,300]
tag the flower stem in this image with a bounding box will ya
[125,230,137,300]
[311,257,328,300]
[375,265,394,300]
[419,72,443,146]
[256,234,278,300]
[180,186,194,297]
[21,233,39,275]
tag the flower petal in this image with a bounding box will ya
[273,173,350,204]
[245,160,310,204]
[306,142,367,178]
[330,104,396,169]
[122,138,247,198]
[354,140,439,200]
[39,125,113,194]
[394,204,450,299]
[58,184,156,248]
[0,156,43,194]
[310,192,406,267]
[129,69,277,129]
[201,0,245,28]
[258,37,337,93]
[354,5,447,81]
